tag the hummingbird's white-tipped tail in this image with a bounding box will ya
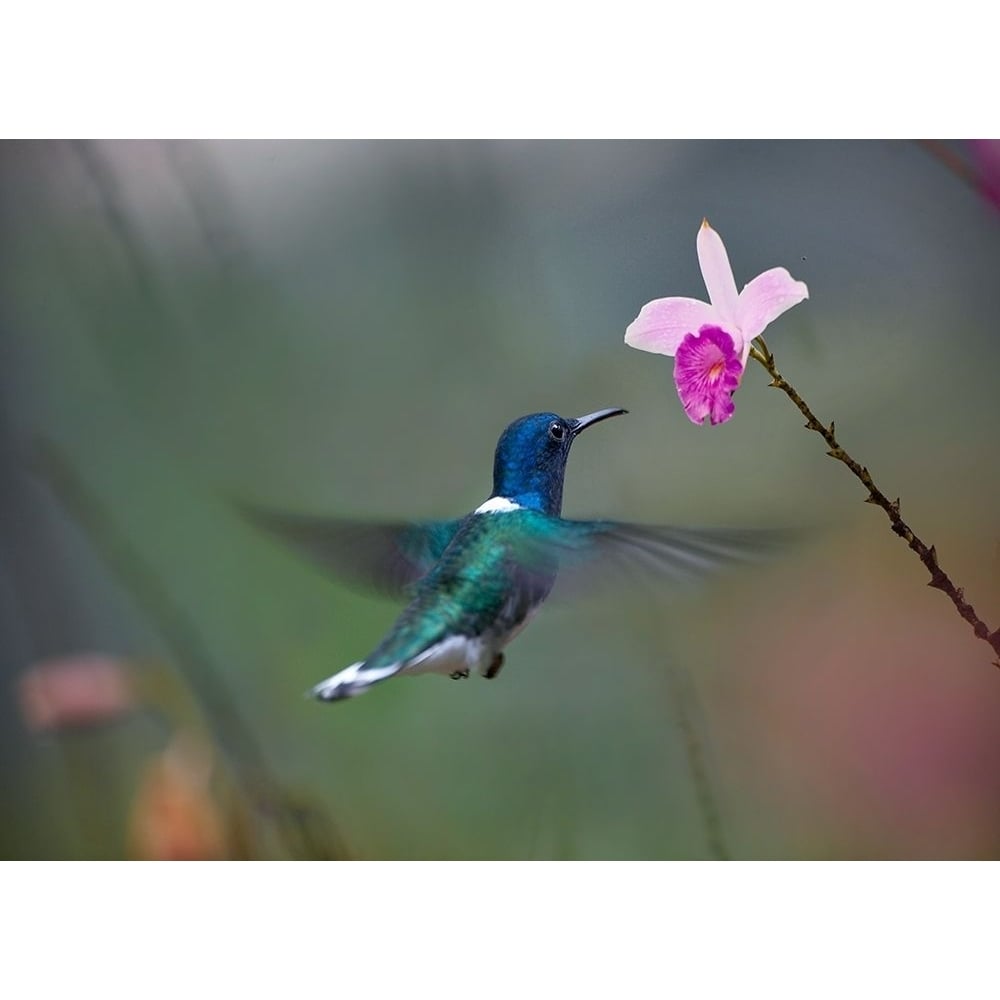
[310,635,487,701]
[309,660,402,701]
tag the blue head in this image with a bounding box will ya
[490,408,627,515]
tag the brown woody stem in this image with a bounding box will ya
[749,337,1000,670]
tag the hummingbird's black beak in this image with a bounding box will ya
[570,407,628,435]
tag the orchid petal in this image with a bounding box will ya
[736,267,810,342]
[696,220,739,327]
[624,297,721,357]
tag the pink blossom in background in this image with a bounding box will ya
[128,733,230,861]
[18,654,136,731]
[969,140,1000,212]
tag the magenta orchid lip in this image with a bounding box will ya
[673,325,743,426]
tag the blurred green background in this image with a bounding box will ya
[2,140,999,859]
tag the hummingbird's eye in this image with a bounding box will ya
[548,421,566,441]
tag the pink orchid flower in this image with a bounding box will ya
[625,220,809,425]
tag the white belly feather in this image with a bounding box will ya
[401,633,490,676]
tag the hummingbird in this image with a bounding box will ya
[245,408,786,702]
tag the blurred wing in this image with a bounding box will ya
[240,504,463,599]
[514,518,797,602]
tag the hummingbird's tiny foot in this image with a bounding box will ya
[485,653,505,680]
[449,669,470,680]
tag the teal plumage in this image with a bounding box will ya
[355,510,557,677]
[244,408,790,702]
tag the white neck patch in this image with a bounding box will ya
[474,496,523,515]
